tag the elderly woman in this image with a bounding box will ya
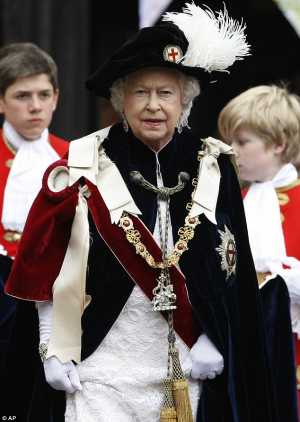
[5,3,279,422]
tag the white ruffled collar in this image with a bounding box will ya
[2,120,59,233]
[243,163,298,273]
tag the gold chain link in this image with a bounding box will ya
[119,213,200,269]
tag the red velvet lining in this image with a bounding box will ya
[5,162,79,301]
[6,170,199,346]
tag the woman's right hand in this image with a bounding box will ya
[43,356,82,394]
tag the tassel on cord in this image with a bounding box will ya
[162,2,250,72]
[160,378,178,422]
[172,379,193,422]
[160,407,178,422]
[171,349,193,422]
[159,310,193,422]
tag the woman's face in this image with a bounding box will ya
[123,68,183,151]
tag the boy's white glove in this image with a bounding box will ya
[255,256,300,303]
[277,268,300,303]
[190,333,224,380]
[36,301,82,393]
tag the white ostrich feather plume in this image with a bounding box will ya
[162,2,251,72]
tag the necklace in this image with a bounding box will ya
[119,159,201,312]
[121,157,196,419]
[119,212,200,269]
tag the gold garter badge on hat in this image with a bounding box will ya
[216,225,237,279]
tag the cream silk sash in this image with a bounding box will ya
[47,189,90,362]
[47,127,141,362]
[68,128,141,223]
[190,137,234,224]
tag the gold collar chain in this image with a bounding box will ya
[119,212,200,269]
[119,153,204,269]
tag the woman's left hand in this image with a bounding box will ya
[190,333,224,380]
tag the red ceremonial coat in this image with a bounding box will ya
[277,181,300,262]
[0,129,68,257]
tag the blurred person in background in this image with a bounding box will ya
[0,42,68,258]
[0,42,68,385]
[218,84,300,421]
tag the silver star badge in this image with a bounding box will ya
[216,225,237,279]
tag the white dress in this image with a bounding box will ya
[65,286,201,421]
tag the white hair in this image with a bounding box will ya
[110,70,200,132]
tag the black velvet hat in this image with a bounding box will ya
[86,3,250,98]
[86,23,212,99]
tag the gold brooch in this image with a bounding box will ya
[3,231,22,242]
[5,158,14,168]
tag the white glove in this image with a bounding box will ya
[253,256,300,303]
[43,356,82,394]
[36,301,82,393]
[190,333,224,380]
[0,244,7,256]
[277,268,300,303]
[36,301,53,344]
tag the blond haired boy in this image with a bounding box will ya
[218,84,300,416]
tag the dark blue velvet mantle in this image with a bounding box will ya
[1,123,297,422]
